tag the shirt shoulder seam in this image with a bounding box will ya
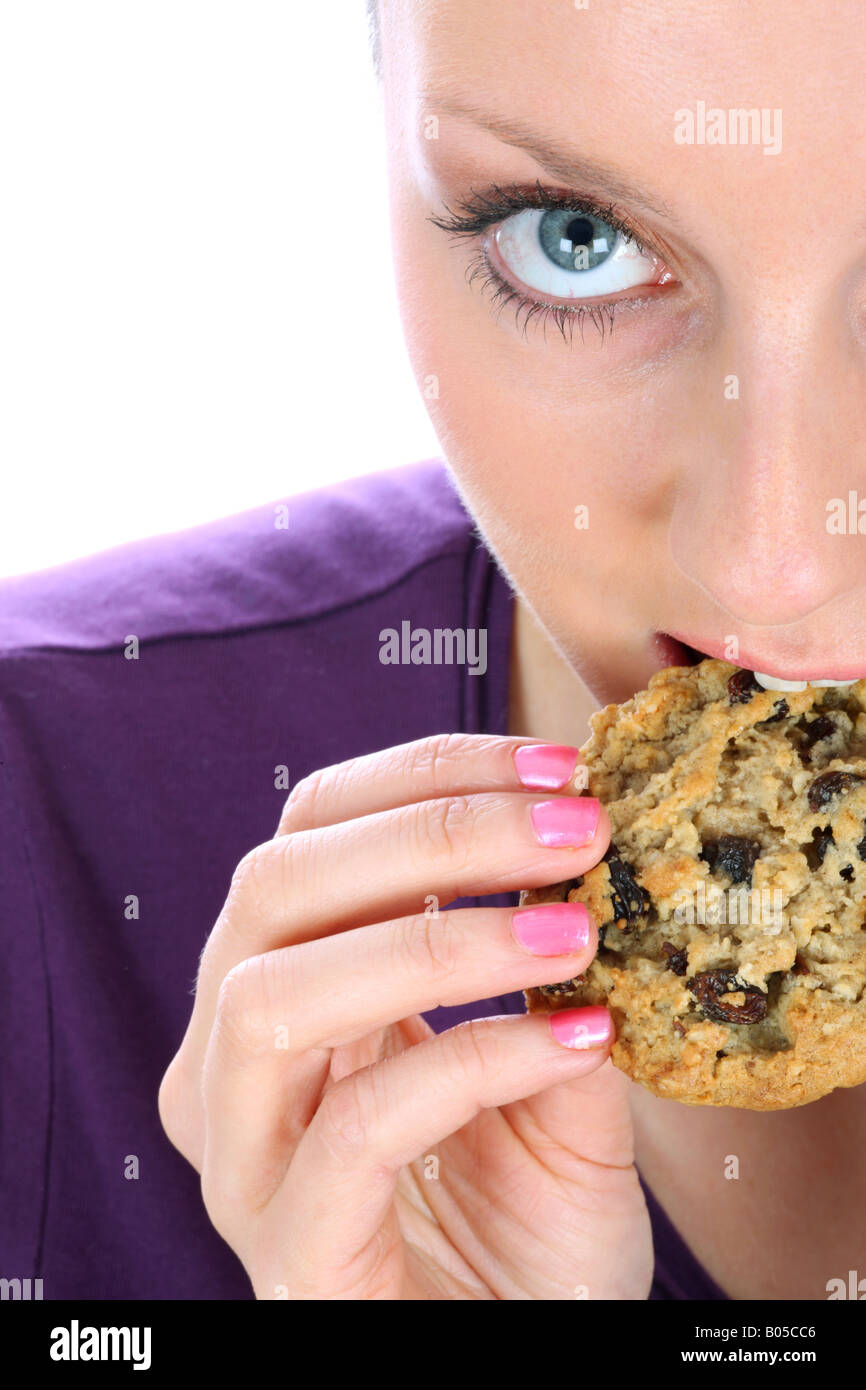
[0,539,483,660]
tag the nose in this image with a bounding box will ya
[669,288,866,628]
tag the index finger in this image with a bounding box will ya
[277,732,589,835]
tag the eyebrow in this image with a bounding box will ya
[425,93,677,223]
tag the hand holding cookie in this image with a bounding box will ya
[159,733,652,1300]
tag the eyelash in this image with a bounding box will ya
[429,180,663,345]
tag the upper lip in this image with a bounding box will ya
[664,631,866,683]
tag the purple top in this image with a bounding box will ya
[0,459,726,1300]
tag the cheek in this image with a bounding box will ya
[390,187,692,601]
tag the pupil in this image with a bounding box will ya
[565,216,594,248]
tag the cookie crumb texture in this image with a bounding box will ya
[523,660,866,1109]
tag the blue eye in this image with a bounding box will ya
[538,210,617,270]
[494,208,662,299]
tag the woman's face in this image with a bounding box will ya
[381,0,866,705]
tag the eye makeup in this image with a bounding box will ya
[430,180,678,344]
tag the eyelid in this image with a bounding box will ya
[430,180,679,275]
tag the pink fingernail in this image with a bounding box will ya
[530,797,600,848]
[512,902,592,955]
[549,1006,612,1050]
[514,744,580,790]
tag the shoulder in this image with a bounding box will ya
[0,460,473,654]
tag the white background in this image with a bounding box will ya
[0,1,439,578]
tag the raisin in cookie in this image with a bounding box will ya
[523,659,866,1110]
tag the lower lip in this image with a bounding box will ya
[651,632,701,669]
[657,630,865,684]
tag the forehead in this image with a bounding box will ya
[389,0,858,100]
[383,0,866,255]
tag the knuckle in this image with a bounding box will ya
[272,831,317,919]
[414,793,475,869]
[445,1017,502,1087]
[157,1056,185,1143]
[404,732,477,794]
[278,766,328,834]
[316,1078,370,1161]
[242,836,317,942]
[399,912,458,986]
[221,837,306,937]
[212,955,274,1059]
[227,841,274,910]
[157,1055,202,1168]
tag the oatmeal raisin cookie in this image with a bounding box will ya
[523,660,866,1109]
